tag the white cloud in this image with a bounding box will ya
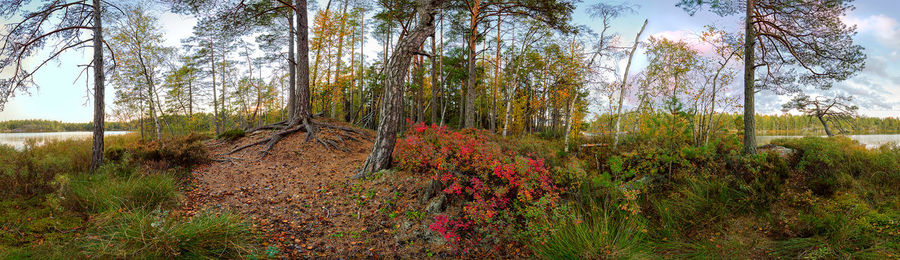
[647,30,717,56]
[843,14,900,46]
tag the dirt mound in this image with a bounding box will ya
[182,119,445,258]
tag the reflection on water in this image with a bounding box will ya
[757,134,900,149]
[0,131,130,150]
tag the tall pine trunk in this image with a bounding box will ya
[220,51,227,131]
[210,37,219,135]
[430,29,440,124]
[464,3,479,128]
[288,12,297,121]
[90,0,105,171]
[490,15,501,133]
[332,2,348,119]
[356,10,365,124]
[743,0,757,154]
[293,0,312,123]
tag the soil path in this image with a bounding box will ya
[182,119,438,258]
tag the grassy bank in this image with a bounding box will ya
[533,135,899,259]
[388,123,899,258]
[0,134,262,258]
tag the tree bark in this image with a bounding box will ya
[150,81,162,139]
[294,0,312,123]
[210,36,219,135]
[220,50,227,130]
[818,115,833,136]
[464,2,479,128]
[430,31,440,124]
[356,0,444,179]
[90,0,105,171]
[356,10,364,124]
[438,11,445,126]
[743,0,757,154]
[288,11,297,121]
[490,14,500,133]
[613,19,646,150]
[332,2,348,119]
[563,91,575,153]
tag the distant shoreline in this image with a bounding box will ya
[1,129,133,133]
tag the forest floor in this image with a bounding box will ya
[181,119,451,258]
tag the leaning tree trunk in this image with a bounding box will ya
[355,0,445,179]
[614,20,647,150]
[818,116,833,136]
[89,0,105,171]
[743,0,757,154]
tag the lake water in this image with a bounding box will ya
[757,134,900,149]
[0,131,131,150]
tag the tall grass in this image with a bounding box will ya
[62,171,179,213]
[85,210,258,258]
[532,203,649,259]
[0,134,263,258]
[650,176,749,239]
[0,134,140,197]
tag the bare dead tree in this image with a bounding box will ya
[0,0,119,171]
[782,94,858,136]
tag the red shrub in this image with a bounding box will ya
[397,121,562,250]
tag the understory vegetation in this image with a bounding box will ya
[0,134,262,259]
[391,122,899,258]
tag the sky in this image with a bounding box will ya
[1,0,898,123]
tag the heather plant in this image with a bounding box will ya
[130,133,208,168]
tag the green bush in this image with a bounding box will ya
[775,137,900,197]
[217,128,246,142]
[105,145,127,162]
[774,192,900,259]
[85,210,258,259]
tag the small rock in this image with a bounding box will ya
[758,144,797,159]
[425,195,446,213]
[420,180,442,203]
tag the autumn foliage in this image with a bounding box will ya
[394,120,564,250]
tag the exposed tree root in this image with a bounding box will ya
[228,118,371,159]
[245,120,289,133]
[210,157,247,164]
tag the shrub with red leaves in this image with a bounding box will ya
[395,121,565,251]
